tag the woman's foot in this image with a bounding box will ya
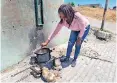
[60,57,69,62]
[71,59,76,67]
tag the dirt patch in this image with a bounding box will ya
[73,6,116,22]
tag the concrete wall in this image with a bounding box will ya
[1,0,66,71]
[1,0,44,70]
[43,0,70,47]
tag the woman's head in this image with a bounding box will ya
[58,4,75,26]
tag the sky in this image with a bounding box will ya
[64,0,116,8]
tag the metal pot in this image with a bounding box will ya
[34,48,52,63]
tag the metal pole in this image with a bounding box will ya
[100,0,109,30]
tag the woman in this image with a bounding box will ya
[41,4,90,67]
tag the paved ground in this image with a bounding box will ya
[1,29,116,82]
[88,17,116,34]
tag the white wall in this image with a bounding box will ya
[1,0,41,71]
[1,0,65,71]
[43,0,70,47]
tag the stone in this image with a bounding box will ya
[51,51,60,58]
[42,67,56,82]
[30,71,41,78]
[30,65,41,74]
[53,58,62,71]
[54,66,62,71]
[54,59,61,67]
[95,30,112,41]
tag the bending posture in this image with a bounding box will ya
[41,4,90,67]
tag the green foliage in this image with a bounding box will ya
[68,2,75,7]
[92,5,97,8]
[71,2,75,7]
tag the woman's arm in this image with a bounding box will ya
[48,23,63,41]
[41,23,63,47]
[76,25,85,45]
[78,26,85,38]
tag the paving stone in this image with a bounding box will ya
[1,30,116,82]
[108,63,116,82]
[81,60,100,82]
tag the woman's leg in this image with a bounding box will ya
[71,25,90,67]
[74,25,90,60]
[66,31,79,59]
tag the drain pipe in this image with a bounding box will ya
[29,0,45,52]
[34,0,44,30]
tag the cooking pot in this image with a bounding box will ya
[34,48,53,63]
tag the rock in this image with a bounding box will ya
[42,67,56,82]
[54,66,62,71]
[51,51,60,58]
[47,72,56,82]
[42,67,49,77]
[54,59,61,67]
[53,58,62,71]
[42,66,62,82]
[52,70,62,79]
[95,30,112,41]
[30,71,41,78]
[30,65,41,74]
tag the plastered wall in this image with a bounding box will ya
[1,0,66,71]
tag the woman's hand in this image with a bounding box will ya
[76,37,82,45]
[41,40,50,47]
[41,42,48,47]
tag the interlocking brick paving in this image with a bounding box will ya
[1,30,116,82]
